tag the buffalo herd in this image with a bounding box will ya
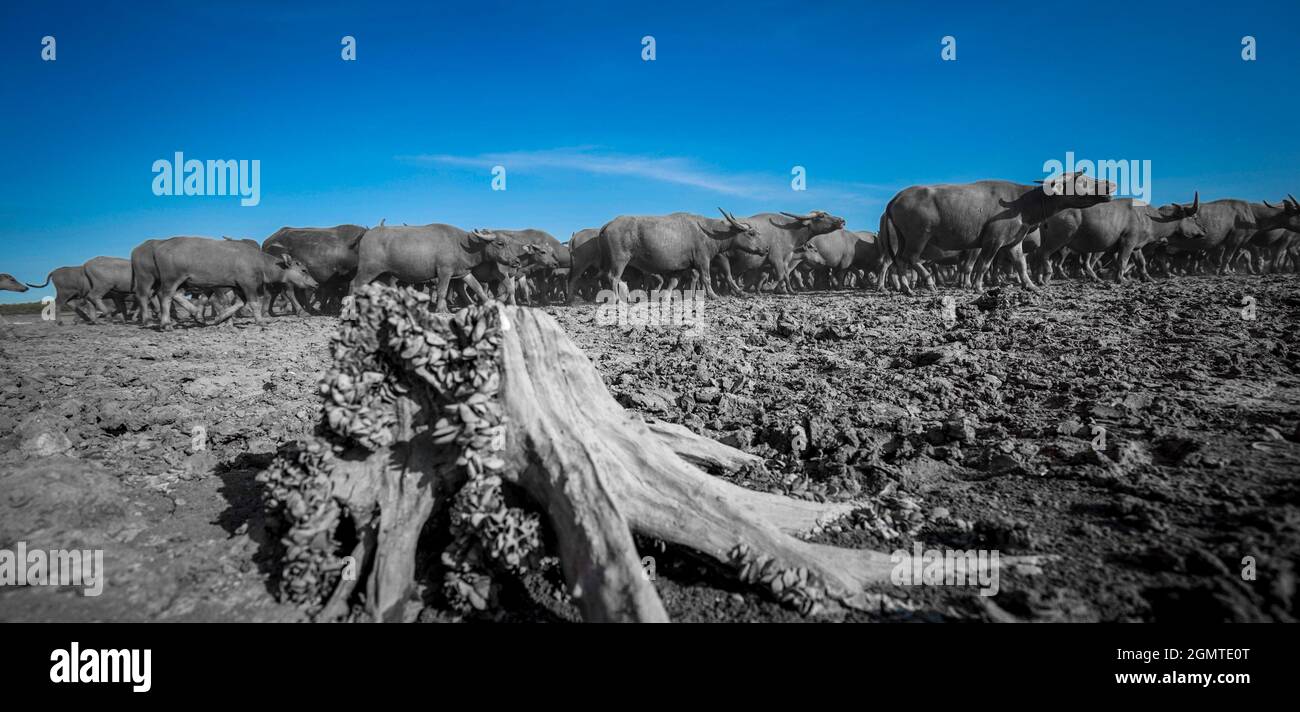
[6,171,1300,327]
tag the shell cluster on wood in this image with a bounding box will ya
[259,442,344,607]
[727,543,828,616]
[259,284,544,616]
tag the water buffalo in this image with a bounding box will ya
[81,256,135,321]
[1037,194,1204,284]
[24,257,134,323]
[878,172,1116,293]
[0,274,28,292]
[261,224,367,315]
[351,224,533,312]
[597,209,768,300]
[566,226,694,301]
[465,229,561,305]
[1166,196,1300,274]
[1248,228,1298,273]
[147,236,318,328]
[792,229,882,289]
[132,239,213,325]
[25,266,93,324]
[565,228,606,302]
[479,229,565,304]
[727,211,846,293]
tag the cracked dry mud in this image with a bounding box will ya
[2,274,1297,622]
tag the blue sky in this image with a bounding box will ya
[2,0,1298,302]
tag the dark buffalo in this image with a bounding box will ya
[261,224,367,315]
[81,256,135,321]
[1248,228,1298,273]
[351,224,533,312]
[879,172,1116,292]
[131,239,210,325]
[597,209,768,300]
[1037,194,1204,284]
[465,229,561,305]
[791,229,882,289]
[146,237,318,328]
[565,228,606,302]
[24,257,134,324]
[1166,196,1300,274]
[25,266,92,324]
[727,210,846,292]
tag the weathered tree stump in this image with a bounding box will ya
[260,284,1003,622]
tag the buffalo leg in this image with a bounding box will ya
[1113,241,1137,285]
[157,281,184,329]
[244,284,266,324]
[713,254,744,296]
[1006,242,1040,292]
[431,270,454,313]
[1131,248,1154,282]
[85,291,111,324]
[1081,254,1102,282]
[110,294,128,322]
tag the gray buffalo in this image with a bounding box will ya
[1248,228,1298,273]
[571,227,600,249]
[727,211,846,292]
[24,257,135,324]
[81,256,135,321]
[565,228,606,302]
[262,224,368,314]
[131,238,214,325]
[25,266,92,324]
[0,274,28,292]
[596,209,768,300]
[791,229,882,288]
[879,172,1116,292]
[351,223,534,312]
[145,237,318,328]
[1037,194,1204,284]
[1164,197,1300,274]
[465,229,561,305]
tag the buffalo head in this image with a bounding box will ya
[778,210,846,236]
[276,253,319,289]
[1152,192,1205,241]
[1262,194,1300,231]
[521,243,559,269]
[715,208,768,255]
[1039,169,1116,208]
[793,242,829,267]
[0,273,28,292]
[472,229,524,269]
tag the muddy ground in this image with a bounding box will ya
[2,274,1298,622]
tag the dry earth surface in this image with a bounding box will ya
[1,274,1298,622]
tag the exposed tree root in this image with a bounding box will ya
[260,284,1024,622]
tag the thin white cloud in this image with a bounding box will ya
[398,147,887,207]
